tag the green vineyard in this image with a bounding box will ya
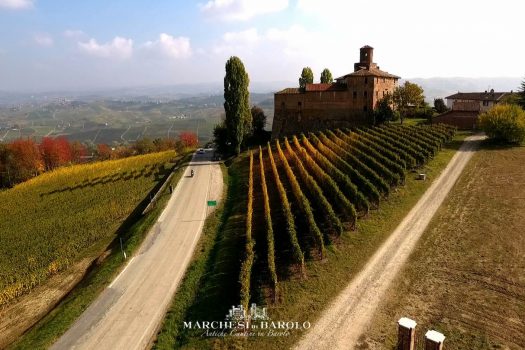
[240,124,455,303]
[0,151,178,306]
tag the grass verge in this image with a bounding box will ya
[8,152,193,350]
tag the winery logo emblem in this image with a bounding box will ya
[183,303,310,338]
[225,303,269,322]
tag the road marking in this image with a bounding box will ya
[109,257,136,289]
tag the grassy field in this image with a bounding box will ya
[154,127,465,350]
[359,143,525,350]
[0,151,177,307]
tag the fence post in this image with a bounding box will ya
[397,317,417,350]
[425,330,445,350]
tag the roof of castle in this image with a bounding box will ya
[275,83,346,94]
[336,67,400,80]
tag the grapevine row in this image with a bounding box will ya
[325,129,400,185]
[259,147,278,296]
[284,138,343,236]
[300,134,370,214]
[267,143,305,274]
[308,133,380,207]
[239,151,255,310]
[275,140,325,258]
[317,131,390,195]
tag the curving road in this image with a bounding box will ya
[51,150,222,350]
[294,134,485,350]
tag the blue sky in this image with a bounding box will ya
[0,0,524,91]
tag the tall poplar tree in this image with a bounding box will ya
[299,67,314,90]
[320,68,333,84]
[224,56,251,155]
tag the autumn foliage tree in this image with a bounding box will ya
[39,137,73,170]
[7,139,42,183]
[178,131,199,148]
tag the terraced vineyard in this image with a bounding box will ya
[240,124,455,308]
[0,151,178,307]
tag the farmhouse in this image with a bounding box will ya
[433,90,513,129]
[271,46,400,138]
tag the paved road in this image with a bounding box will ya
[294,135,485,350]
[52,150,222,350]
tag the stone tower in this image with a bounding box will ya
[354,45,378,71]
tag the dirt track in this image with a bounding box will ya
[293,135,484,350]
[50,150,222,350]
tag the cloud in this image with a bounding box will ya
[141,33,192,59]
[200,0,288,21]
[63,29,86,39]
[212,28,259,54]
[33,33,53,47]
[0,0,33,9]
[78,36,133,59]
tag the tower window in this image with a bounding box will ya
[353,91,357,99]
[364,77,368,84]
[298,101,302,108]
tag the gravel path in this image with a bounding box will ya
[294,135,484,350]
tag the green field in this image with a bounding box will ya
[0,151,178,306]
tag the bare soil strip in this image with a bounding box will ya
[294,134,484,350]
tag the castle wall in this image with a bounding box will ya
[272,77,397,139]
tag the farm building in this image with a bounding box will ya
[433,90,513,129]
[271,46,400,138]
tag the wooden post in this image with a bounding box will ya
[397,317,417,350]
[425,330,445,350]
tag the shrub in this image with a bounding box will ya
[479,104,525,144]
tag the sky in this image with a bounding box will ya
[0,0,524,92]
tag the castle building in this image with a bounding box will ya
[271,46,400,138]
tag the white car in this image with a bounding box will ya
[197,148,205,154]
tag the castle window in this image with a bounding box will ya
[281,102,285,109]
[298,101,302,108]
[353,91,357,99]
[376,91,379,98]
[364,77,368,84]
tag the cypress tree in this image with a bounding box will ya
[224,56,251,155]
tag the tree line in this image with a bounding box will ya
[0,131,198,188]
